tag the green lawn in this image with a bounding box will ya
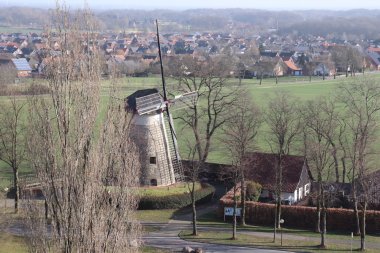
[1,73,380,185]
[179,230,380,253]
[181,208,380,253]
[138,182,199,197]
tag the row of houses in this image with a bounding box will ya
[1,30,380,80]
[203,152,380,209]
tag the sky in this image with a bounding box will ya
[3,0,380,10]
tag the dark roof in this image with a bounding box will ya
[355,170,380,204]
[125,88,159,112]
[244,152,307,193]
[11,58,32,71]
[260,51,278,58]
[279,51,295,58]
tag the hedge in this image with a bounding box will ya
[220,185,380,234]
[138,184,215,210]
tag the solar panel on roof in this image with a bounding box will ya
[11,58,32,71]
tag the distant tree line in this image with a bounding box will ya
[2,7,380,39]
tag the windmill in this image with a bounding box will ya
[125,21,197,186]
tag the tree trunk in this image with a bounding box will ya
[191,182,198,236]
[320,210,326,248]
[240,177,246,226]
[275,75,278,84]
[353,197,361,235]
[260,74,263,85]
[276,195,281,229]
[309,74,312,82]
[352,181,361,235]
[316,196,321,233]
[341,157,346,183]
[360,202,367,251]
[330,142,339,183]
[13,168,19,212]
[273,203,277,242]
[232,185,237,240]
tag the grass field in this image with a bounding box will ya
[138,182,199,197]
[1,73,380,187]
[179,209,380,253]
[0,26,43,34]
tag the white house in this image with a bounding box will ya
[244,152,311,205]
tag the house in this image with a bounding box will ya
[366,50,380,71]
[283,58,302,76]
[354,170,380,210]
[11,58,32,77]
[254,57,285,77]
[0,56,32,78]
[244,152,311,205]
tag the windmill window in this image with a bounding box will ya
[150,157,156,164]
[150,179,157,186]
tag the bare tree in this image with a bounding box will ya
[0,64,17,87]
[331,45,362,77]
[170,54,239,236]
[265,90,300,242]
[0,96,27,212]
[301,97,335,248]
[222,92,261,228]
[26,4,141,252]
[338,76,380,250]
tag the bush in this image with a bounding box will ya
[138,184,215,210]
[245,181,262,201]
[220,200,380,234]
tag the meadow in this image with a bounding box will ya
[1,73,379,189]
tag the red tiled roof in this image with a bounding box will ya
[244,152,306,193]
[368,47,380,53]
[284,60,301,71]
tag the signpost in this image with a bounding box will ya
[224,207,241,221]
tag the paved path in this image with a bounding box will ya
[143,202,380,252]
[143,219,291,253]
[143,203,292,253]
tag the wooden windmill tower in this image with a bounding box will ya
[125,21,197,186]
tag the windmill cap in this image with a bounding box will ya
[125,88,160,112]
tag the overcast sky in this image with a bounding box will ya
[3,0,380,10]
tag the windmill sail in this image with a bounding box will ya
[156,19,185,182]
[169,91,198,111]
[163,113,184,182]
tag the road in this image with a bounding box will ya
[143,219,292,253]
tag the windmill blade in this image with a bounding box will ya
[163,111,184,182]
[156,20,168,101]
[156,20,184,181]
[169,91,198,111]
[135,93,166,115]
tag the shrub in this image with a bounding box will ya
[138,184,215,210]
[220,200,380,234]
[245,181,262,201]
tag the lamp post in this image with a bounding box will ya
[279,219,285,246]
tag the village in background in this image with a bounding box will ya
[1,5,380,253]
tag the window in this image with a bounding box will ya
[150,157,156,164]
[150,179,157,186]
[304,184,310,196]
